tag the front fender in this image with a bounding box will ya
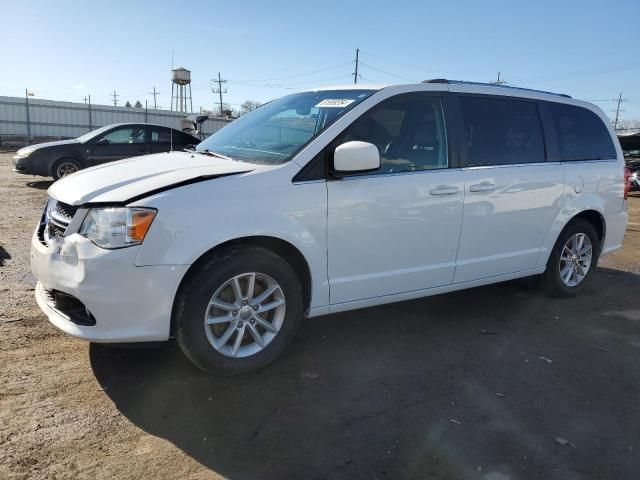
[132,165,329,308]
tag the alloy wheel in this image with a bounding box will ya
[559,233,593,287]
[203,272,286,358]
[57,162,78,178]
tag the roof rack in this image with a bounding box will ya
[423,79,571,98]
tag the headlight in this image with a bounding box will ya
[16,148,34,158]
[79,207,157,249]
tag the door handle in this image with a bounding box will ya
[469,182,496,193]
[429,186,459,196]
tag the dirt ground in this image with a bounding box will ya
[1,152,639,480]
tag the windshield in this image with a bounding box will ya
[76,125,116,143]
[195,89,376,165]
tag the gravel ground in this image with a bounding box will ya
[1,152,640,480]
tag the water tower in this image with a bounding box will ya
[171,67,193,113]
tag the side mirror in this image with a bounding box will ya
[96,138,109,145]
[333,141,381,173]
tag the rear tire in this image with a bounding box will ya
[542,219,601,297]
[52,158,82,180]
[174,246,303,375]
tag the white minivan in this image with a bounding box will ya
[31,80,628,374]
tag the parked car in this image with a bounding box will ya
[31,81,628,374]
[12,123,200,180]
[626,158,640,191]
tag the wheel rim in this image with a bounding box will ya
[204,272,286,358]
[57,162,78,178]
[559,233,593,287]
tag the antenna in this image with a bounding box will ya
[491,72,507,85]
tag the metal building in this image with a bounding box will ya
[0,95,232,146]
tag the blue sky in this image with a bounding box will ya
[2,0,639,122]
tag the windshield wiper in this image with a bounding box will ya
[195,149,234,161]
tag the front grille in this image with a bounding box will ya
[49,223,66,238]
[38,198,77,246]
[53,201,78,221]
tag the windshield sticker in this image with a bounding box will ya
[315,99,356,108]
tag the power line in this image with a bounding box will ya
[359,49,493,76]
[358,62,418,82]
[233,61,354,83]
[513,62,640,84]
[230,74,353,89]
[110,90,119,106]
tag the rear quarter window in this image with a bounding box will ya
[459,96,545,167]
[178,132,199,145]
[549,103,616,161]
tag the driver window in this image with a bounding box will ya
[99,127,146,144]
[334,93,448,174]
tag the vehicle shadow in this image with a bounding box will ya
[91,268,640,479]
[0,246,11,266]
[26,180,53,190]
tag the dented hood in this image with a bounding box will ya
[48,151,254,205]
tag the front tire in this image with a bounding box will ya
[52,158,82,180]
[174,246,303,375]
[542,219,601,297]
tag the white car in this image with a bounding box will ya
[31,81,628,374]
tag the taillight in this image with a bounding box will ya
[624,166,631,200]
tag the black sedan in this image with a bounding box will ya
[12,123,200,180]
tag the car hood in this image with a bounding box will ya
[48,151,255,205]
[17,139,78,155]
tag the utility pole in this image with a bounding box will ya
[87,94,92,131]
[613,92,626,131]
[111,90,119,107]
[25,89,32,146]
[353,48,360,84]
[211,72,228,117]
[149,87,159,110]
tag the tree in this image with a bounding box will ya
[240,100,261,115]
[134,100,143,108]
[124,101,132,108]
[214,103,236,118]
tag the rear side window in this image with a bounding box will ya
[549,103,616,161]
[460,96,545,167]
[151,127,172,143]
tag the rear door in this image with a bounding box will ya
[327,92,465,305]
[89,125,151,165]
[452,94,565,283]
[149,126,174,154]
[544,101,621,216]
